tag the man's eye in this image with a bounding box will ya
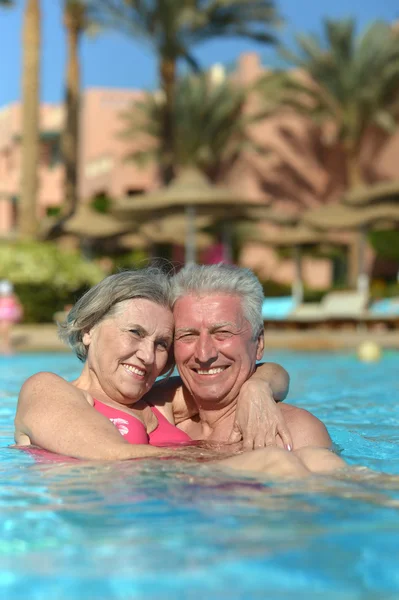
[129,329,141,337]
[215,331,233,339]
[176,333,196,341]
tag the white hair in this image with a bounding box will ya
[170,263,264,338]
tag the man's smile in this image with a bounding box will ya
[192,366,229,376]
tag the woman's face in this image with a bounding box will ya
[83,298,174,404]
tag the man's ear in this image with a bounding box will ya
[256,330,264,361]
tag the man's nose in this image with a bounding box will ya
[194,332,217,363]
[136,339,155,365]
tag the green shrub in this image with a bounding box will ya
[0,241,105,323]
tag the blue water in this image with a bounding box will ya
[1,351,399,600]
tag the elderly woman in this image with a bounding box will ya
[15,267,345,476]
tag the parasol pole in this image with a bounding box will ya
[221,220,233,264]
[357,226,369,293]
[292,245,304,305]
[185,204,197,264]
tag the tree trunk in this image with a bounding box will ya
[20,0,41,239]
[159,58,176,184]
[62,16,81,216]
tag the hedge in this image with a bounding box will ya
[0,241,105,323]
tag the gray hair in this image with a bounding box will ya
[170,264,264,338]
[59,267,172,362]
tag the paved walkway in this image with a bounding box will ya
[9,323,399,352]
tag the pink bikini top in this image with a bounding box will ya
[93,398,192,446]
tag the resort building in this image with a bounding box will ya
[0,53,398,288]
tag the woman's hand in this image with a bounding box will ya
[228,379,293,450]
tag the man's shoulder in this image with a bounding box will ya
[280,403,332,449]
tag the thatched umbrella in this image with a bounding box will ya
[62,204,135,238]
[113,168,271,264]
[303,202,399,230]
[343,179,399,206]
[40,203,136,241]
[140,214,214,249]
[249,223,348,304]
[303,200,399,290]
[118,214,214,257]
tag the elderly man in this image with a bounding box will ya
[147,263,331,451]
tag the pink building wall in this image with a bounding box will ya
[1,52,398,288]
[0,89,159,235]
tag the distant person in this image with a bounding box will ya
[0,280,23,354]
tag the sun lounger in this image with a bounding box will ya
[262,297,296,328]
[361,297,399,329]
[284,290,370,328]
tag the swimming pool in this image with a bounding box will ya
[1,351,398,599]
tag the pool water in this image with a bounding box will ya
[0,351,399,599]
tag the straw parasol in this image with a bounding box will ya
[303,202,399,230]
[140,214,214,249]
[118,214,214,253]
[302,199,399,291]
[343,179,399,207]
[112,167,271,264]
[62,203,135,238]
[248,222,349,304]
[40,203,137,241]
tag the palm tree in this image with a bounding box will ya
[62,0,88,216]
[88,0,280,182]
[20,0,41,238]
[256,19,399,286]
[259,19,399,190]
[121,68,266,182]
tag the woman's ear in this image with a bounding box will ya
[82,330,92,347]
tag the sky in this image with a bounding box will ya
[0,0,398,107]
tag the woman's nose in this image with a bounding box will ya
[136,340,155,364]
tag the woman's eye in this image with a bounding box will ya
[156,341,170,351]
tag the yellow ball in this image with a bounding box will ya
[357,341,382,363]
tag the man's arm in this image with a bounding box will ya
[15,372,176,460]
[280,404,332,449]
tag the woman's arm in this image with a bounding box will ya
[229,362,292,449]
[251,362,290,401]
[14,372,177,460]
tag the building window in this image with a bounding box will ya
[40,138,61,168]
[126,188,145,197]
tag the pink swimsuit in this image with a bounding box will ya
[93,399,192,446]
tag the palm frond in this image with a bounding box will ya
[259,19,399,159]
[121,70,264,180]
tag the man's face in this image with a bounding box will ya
[173,293,264,407]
